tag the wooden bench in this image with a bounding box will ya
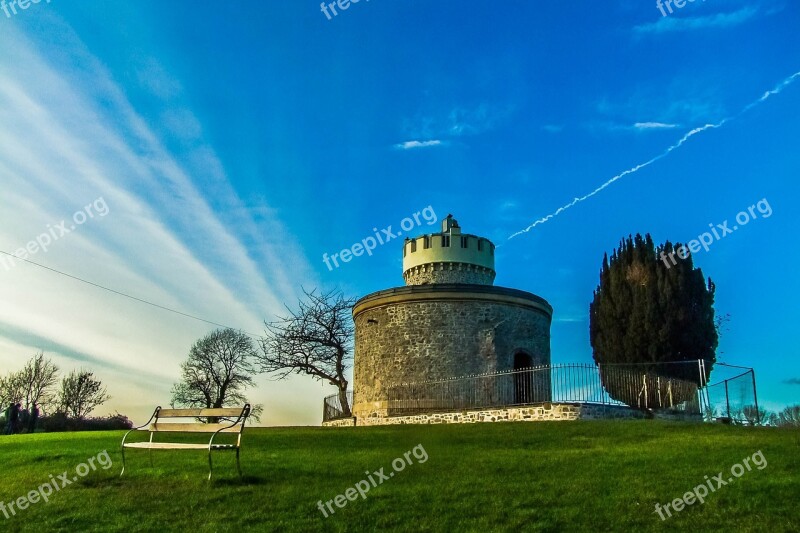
[120,404,250,480]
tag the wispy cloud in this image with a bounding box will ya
[0,23,319,426]
[595,80,727,130]
[633,122,679,130]
[634,7,759,35]
[400,102,514,144]
[509,70,800,239]
[554,316,587,323]
[394,139,443,150]
[447,103,512,136]
[592,121,681,133]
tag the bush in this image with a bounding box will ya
[37,413,133,433]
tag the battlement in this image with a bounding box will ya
[402,215,496,285]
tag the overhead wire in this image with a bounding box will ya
[0,249,262,339]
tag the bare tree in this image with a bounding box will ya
[258,289,355,417]
[57,370,111,419]
[1,353,59,414]
[18,352,59,413]
[741,405,770,426]
[170,328,262,421]
[0,371,24,408]
[770,405,800,427]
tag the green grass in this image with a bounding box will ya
[0,421,797,532]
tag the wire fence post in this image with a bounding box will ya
[750,369,760,425]
[724,380,731,420]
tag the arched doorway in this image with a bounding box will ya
[513,351,533,404]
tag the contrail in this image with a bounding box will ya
[508,71,800,241]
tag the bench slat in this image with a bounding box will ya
[149,422,242,433]
[124,442,238,450]
[157,408,245,418]
[124,442,209,450]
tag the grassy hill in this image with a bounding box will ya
[0,420,797,532]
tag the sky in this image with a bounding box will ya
[0,0,798,425]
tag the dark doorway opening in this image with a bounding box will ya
[514,351,534,404]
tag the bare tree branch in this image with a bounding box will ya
[1,353,59,414]
[258,288,355,416]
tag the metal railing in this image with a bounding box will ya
[323,390,353,422]
[385,363,701,416]
[321,362,720,422]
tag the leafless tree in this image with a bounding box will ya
[258,289,355,417]
[770,405,800,427]
[56,370,111,419]
[731,405,771,426]
[0,372,24,409]
[170,328,262,421]
[1,352,59,414]
[18,352,59,413]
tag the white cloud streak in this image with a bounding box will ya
[395,139,443,150]
[633,122,679,130]
[508,71,800,240]
[634,7,759,35]
[0,22,320,425]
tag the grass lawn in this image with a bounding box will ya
[0,420,797,532]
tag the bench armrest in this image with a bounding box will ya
[121,406,160,447]
[208,404,250,450]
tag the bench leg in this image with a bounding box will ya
[236,448,242,478]
[120,446,126,477]
[208,450,213,481]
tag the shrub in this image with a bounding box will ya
[37,413,133,433]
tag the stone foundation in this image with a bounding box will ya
[322,417,357,427]
[322,402,701,426]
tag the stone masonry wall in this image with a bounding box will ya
[403,263,496,286]
[353,299,551,419]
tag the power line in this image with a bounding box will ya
[0,249,262,338]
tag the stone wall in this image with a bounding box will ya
[352,289,552,420]
[321,403,702,426]
[403,263,495,286]
[322,417,356,427]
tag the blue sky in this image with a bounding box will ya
[0,0,798,424]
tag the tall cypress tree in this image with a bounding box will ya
[589,234,717,406]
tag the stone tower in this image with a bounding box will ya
[352,215,553,421]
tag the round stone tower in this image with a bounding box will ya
[352,215,553,421]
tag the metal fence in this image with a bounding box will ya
[704,366,759,424]
[323,390,353,422]
[385,363,701,416]
[319,361,753,423]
